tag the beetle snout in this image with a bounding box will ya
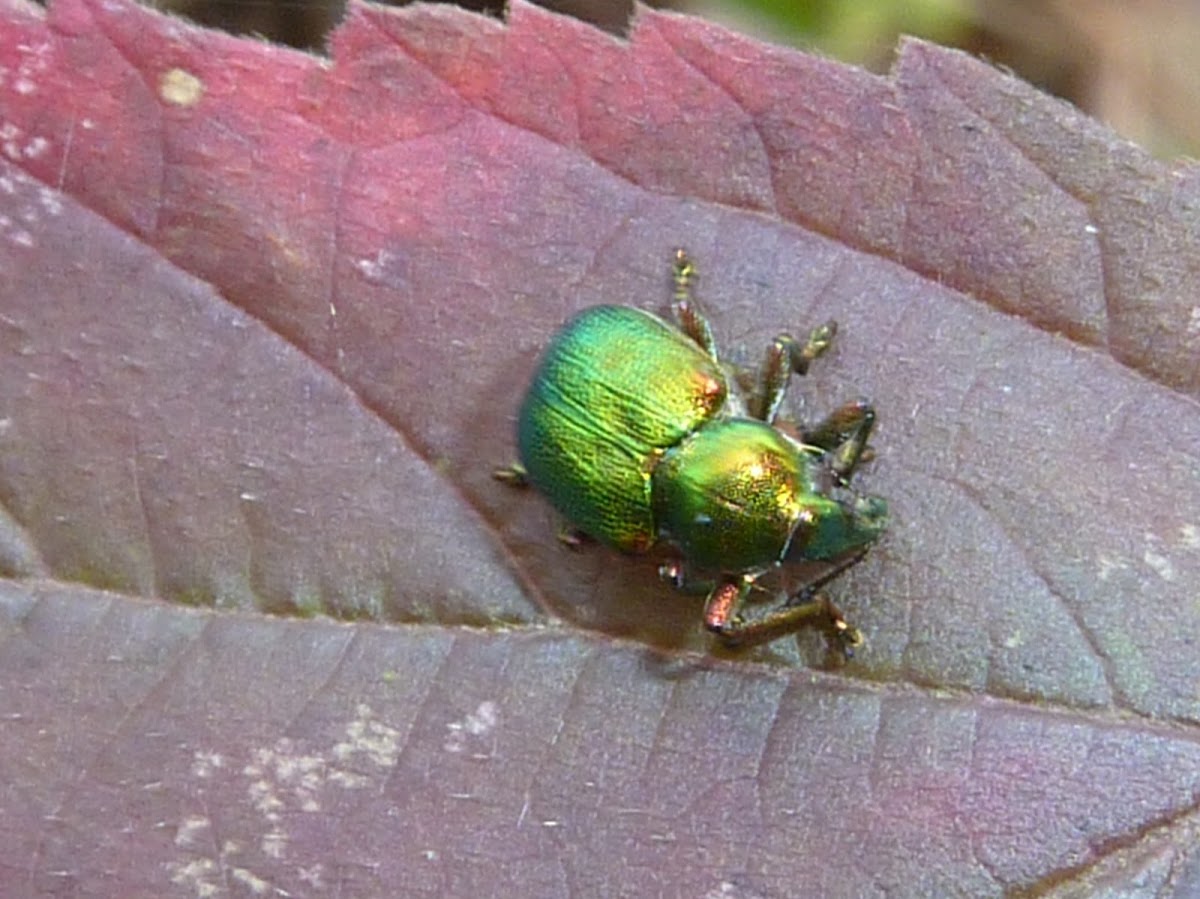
[849,494,888,536]
[826,488,889,550]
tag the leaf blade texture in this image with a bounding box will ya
[0,0,1198,895]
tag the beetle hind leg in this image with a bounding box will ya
[493,462,529,486]
[556,524,592,549]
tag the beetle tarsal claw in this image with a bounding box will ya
[822,597,863,657]
[672,248,695,281]
[658,560,684,588]
[493,463,528,486]
[556,526,588,549]
[834,619,863,649]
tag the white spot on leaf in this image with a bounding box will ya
[190,750,224,777]
[444,700,500,753]
[159,67,204,107]
[173,704,403,893]
[173,815,210,848]
[1095,554,1126,582]
[1143,548,1175,581]
[24,136,48,158]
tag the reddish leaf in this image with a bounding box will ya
[1,0,1198,895]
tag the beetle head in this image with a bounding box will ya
[786,487,888,562]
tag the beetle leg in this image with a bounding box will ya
[803,400,876,483]
[659,559,712,594]
[703,577,752,636]
[492,463,529,486]
[659,558,685,589]
[704,578,862,657]
[671,249,719,361]
[753,321,838,422]
[557,525,591,549]
[495,464,591,548]
[706,549,870,656]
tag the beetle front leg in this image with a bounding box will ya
[803,399,876,483]
[671,249,719,362]
[753,321,838,422]
[703,575,863,658]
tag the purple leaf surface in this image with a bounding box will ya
[1,0,1199,895]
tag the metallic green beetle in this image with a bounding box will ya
[497,251,887,653]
